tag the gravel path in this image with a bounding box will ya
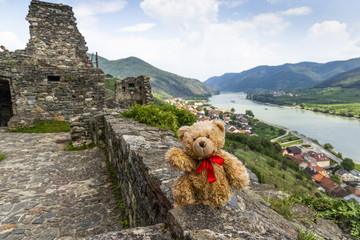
[0,128,122,240]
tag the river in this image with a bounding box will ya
[208,92,360,163]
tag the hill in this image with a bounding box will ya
[91,55,214,99]
[205,58,360,92]
[315,66,360,89]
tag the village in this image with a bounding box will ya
[166,97,360,204]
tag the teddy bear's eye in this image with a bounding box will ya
[193,138,197,141]
[206,135,210,139]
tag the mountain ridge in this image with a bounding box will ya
[205,57,360,92]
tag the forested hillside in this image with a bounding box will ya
[91,55,214,99]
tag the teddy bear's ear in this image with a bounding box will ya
[212,120,225,133]
[178,126,190,141]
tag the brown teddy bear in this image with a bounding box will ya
[166,120,249,208]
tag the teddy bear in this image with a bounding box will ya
[166,120,249,208]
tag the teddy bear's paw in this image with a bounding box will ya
[165,147,196,172]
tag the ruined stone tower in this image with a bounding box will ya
[0,0,104,129]
[115,75,153,107]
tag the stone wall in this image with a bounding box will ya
[115,75,153,108]
[88,113,350,240]
[0,0,105,129]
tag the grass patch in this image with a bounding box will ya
[104,148,130,229]
[276,134,300,143]
[280,140,304,147]
[233,150,322,196]
[249,119,286,140]
[355,163,360,172]
[297,227,323,240]
[265,197,294,220]
[65,141,96,151]
[10,121,70,133]
[0,154,7,162]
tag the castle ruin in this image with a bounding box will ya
[115,75,153,107]
[0,0,105,129]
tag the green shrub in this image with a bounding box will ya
[297,227,323,240]
[65,141,96,151]
[0,154,7,161]
[122,103,197,136]
[10,121,70,133]
[293,194,360,238]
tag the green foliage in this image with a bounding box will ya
[293,195,360,238]
[226,135,320,196]
[266,197,293,220]
[248,118,286,140]
[276,134,300,143]
[121,103,197,137]
[280,140,304,147]
[297,227,323,240]
[341,158,355,171]
[302,103,360,118]
[104,148,129,229]
[0,153,7,161]
[354,163,360,172]
[324,143,334,151]
[331,175,341,185]
[65,141,96,151]
[245,109,254,117]
[230,107,235,113]
[10,121,70,133]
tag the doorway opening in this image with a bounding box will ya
[0,78,13,126]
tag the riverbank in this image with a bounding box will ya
[248,93,360,119]
[209,92,360,163]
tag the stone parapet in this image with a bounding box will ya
[87,113,350,240]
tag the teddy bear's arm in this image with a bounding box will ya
[166,147,197,172]
[218,150,249,190]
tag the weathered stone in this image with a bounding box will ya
[114,75,153,108]
[0,0,105,129]
[84,223,172,240]
[0,130,122,239]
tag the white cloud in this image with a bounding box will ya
[267,0,282,4]
[281,6,311,16]
[73,0,127,29]
[219,0,248,8]
[305,21,360,61]
[0,31,26,51]
[252,13,290,35]
[74,0,127,17]
[140,0,219,29]
[308,20,348,37]
[117,23,156,32]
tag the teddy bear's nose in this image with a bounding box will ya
[199,141,206,148]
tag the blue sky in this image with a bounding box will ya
[1,0,360,81]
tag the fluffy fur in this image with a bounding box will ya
[166,120,249,208]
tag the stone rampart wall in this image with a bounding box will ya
[89,113,337,239]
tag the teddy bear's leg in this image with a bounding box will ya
[173,175,196,207]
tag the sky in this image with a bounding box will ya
[1,0,360,81]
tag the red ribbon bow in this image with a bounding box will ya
[195,155,225,183]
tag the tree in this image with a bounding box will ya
[341,158,355,171]
[204,108,209,116]
[230,107,235,113]
[324,143,334,151]
[245,110,254,118]
[219,111,224,119]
